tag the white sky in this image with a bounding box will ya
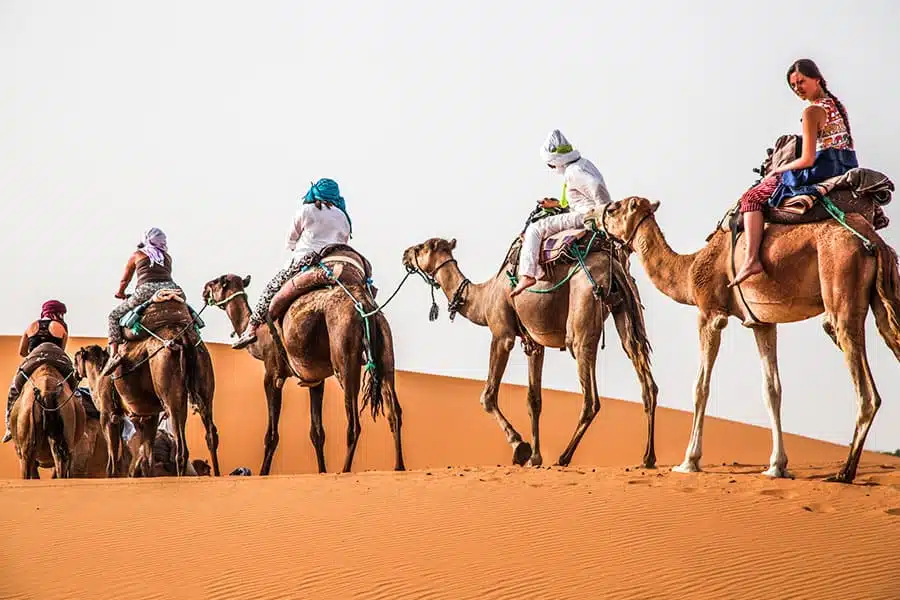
[2,0,899,451]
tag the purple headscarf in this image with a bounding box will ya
[139,227,168,266]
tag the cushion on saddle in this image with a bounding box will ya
[19,342,74,379]
[716,166,894,236]
[120,299,204,341]
[294,243,374,281]
[539,229,588,265]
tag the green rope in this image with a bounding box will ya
[507,231,601,295]
[820,195,875,252]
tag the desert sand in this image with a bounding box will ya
[1,335,898,599]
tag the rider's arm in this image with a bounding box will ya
[286,208,305,251]
[17,324,33,357]
[772,105,825,174]
[117,252,138,297]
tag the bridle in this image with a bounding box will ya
[407,247,470,321]
[589,201,653,253]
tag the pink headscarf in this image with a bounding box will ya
[40,299,67,320]
[138,227,168,266]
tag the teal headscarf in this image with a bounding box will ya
[302,178,352,236]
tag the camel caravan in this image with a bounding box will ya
[3,59,897,485]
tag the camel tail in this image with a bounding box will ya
[872,239,900,358]
[359,313,386,421]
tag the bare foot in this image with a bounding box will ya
[509,276,536,298]
[728,260,764,288]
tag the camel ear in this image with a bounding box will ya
[449,238,457,250]
[650,200,660,213]
[242,274,252,288]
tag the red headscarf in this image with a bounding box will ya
[40,299,67,320]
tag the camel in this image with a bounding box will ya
[585,195,900,483]
[10,357,85,479]
[74,347,129,477]
[77,296,221,477]
[70,391,133,477]
[202,246,405,475]
[401,235,659,468]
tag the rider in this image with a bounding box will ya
[730,58,858,287]
[100,227,185,376]
[232,178,352,349]
[3,299,71,443]
[509,129,612,297]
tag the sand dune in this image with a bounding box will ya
[1,335,898,599]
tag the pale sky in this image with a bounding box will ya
[2,0,899,451]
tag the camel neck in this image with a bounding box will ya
[633,217,696,306]
[433,260,490,326]
[225,295,252,337]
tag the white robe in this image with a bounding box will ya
[284,203,352,269]
[519,157,611,280]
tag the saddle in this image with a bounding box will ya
[504,227,613,280]
[712,134,894,238]
[17,343,74,383]
[75,387,100,420]
[269,244,376,323]
[119,289,205,342]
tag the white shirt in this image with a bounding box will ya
[284,202,351,267]
[562,157,611,214]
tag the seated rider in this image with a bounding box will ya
[3,299,71,443]
[509,129,612,297]
[101,227,186,376]
[232,178,352,349]
[730,58,858,287]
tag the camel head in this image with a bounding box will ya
[202,274,252,310]
[584,196,660,248]
[402,238,457,278]
[74,344,109,379]
[191,459,212,476]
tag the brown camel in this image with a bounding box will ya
[74,346,129,476]
[585,196,900,483]
[79,296,221,477]
[10,361,85,479]
[202,249,405,475]
[70,392,132,477]
[401,236,659,468]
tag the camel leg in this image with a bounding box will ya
[673,314,723,474]
[101,411,122,477]
[613,309,658,469]
[308,382,327,473]
[557,334,601,467]
[259,376,284,476]
[170,401,189,477]
[828,317,881,484]
[135,415,160,477]
[525,346,544,467]
[482,335,531,466]
[340,365,362,473]
[194,403,220,477]
[381,377,406,471]
[752,324,789,478]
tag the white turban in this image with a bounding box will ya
[540,129,581,169]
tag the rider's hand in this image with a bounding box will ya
[539,198,560,209]
[115,291,128,300]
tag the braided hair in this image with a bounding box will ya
[786,58,854,148]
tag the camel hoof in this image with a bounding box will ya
[513,442,533,466]
[641,462,658,470]
[527,454,543,468]
[824,472,853,484]
[672,462,700,474]
[762,466,791,479]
